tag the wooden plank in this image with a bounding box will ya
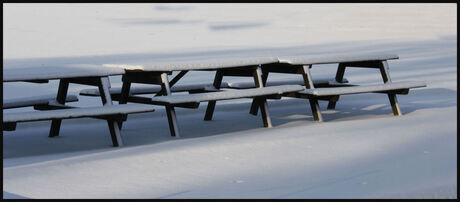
[3,104,155,123]
[98,76,124,146]
[151,85,304,104]
[253,66,272,128]
[3,94,78,109]
[328,63,347,109]
[301,65,323,122]
[49,79,69,137]
[204,70,224,121]
[80,82,230,97]
[160,73,180,137]
[3,64,125,82]
[299,81,426,96]
[279,53,399,65]
[155,70,188,96]
[226,78,349,89]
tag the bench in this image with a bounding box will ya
[80,82,230,97]
[3,104,156,146]
[3,94,79,109]
[226,78,350,89]
[296,81,426,97]
[260,53,427,121]
[285,81,426,117]
[103,57,288,138]
[149,84,304,137]
[3,64,153,147]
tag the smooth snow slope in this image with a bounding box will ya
[3,3,457,199]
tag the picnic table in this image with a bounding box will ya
[99,56,305,137]
[2,64,155,146]
[259,53,426,121]
[3,52,427,147]
[92,53,425,137]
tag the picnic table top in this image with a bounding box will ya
[278,53,399,65]
[3,64,125,82]
[103,56,280,72]
[3,53,400,82]
[103,53,399,72]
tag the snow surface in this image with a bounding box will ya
[150,85,304,104]
[3,64,125,82]
[3,3,457,199]
[3,94,78,109]
[279,53,399,65]
[103,56,279,71]
[80,82,230,96]
[3,104,155,123]
[302,81,427,96]
[226,78,349,89]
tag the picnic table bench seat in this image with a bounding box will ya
[79,82,230,97]
[3,104,155,124]
[226,78,350,89]
[296,81,426,97]
[146,84,304,138]
[150,84,304,106]
[3,94,79,109]
[3,104,155,145]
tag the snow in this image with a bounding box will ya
[3,94,78,109]
[3,64,125,82]
[279,53,399,65]
[80,82,230,96]
[150,85,304,104]
[227,78,349,89]
[301,81,427,96]
[3,104,155,123]
[103,56,279,71]
[3,3,457,199]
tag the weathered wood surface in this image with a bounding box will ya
[299,81,426,96]
[80,82,230,96]
[3,64,125,82]
[3,94,78,109]
[3,104,155,123]
[150,85,304,105]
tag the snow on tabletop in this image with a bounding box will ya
[302,81,427,96]
[3,64,125,82]
[3,94,78,109]
[151,85,304,104]
[279,53,399,65]
[3,104,155,123]
[103,56,279,72]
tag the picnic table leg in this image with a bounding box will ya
[249,70,269,116]
[301,65,323,122]
[160,73,180,137]
[253,66,272,128]
[155,70,188,96]
[379,61,402,116]
[98,76,124,147]
[204,70,224,121]
[118,76,132,128]
[48,79,69,137]
[327,63,347,109]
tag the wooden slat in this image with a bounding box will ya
[151,85,304,105]
[298,81,426,97]
[3,104,155,123]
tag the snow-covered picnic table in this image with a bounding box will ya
[100,56,303,137]
[2,64,155,146]
[270,53,427,121]
[3,53,426,147]
[96,53,426,138]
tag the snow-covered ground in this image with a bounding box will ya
[2,3,457,199]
